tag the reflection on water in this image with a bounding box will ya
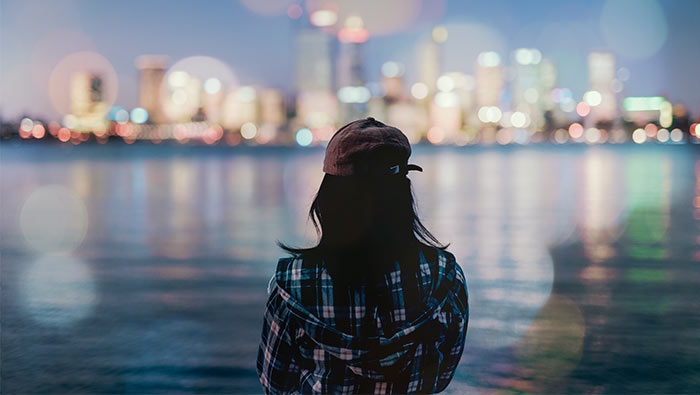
[1,144,699,393]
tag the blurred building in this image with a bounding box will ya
[381,61,404,103]
[336,16,370,125]
[417,38,440,96]
[511,48,543,130]
[136,55,168,124]
[294,26,337,133]
[588,52,617,125]
[475,52,504,108]
[70,72,109,131]
[221,86,258,130]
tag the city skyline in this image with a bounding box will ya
[2,0,700,122]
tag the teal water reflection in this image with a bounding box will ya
[1,143,699,393]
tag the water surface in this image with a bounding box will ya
[2,143,699,393]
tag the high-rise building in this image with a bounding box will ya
[511,48,543,130]
[295,28,334,93]
[475,51,504,108]
[417,39,440,96]
[588,52,617,125]
[136,55,168,124]
[70,71,108,131]
[294,27,337,134]
[336,42,364,88]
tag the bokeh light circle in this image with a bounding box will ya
[465,249,555,349]
[296,128,313,146]
[48,51,119,116]
[20,185,88,253]
[514,295,586,381]
[19,253,97,327]
[600,0,668,59]
[162,56,238,123]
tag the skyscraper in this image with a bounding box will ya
[295,29,334,93]
[294,27,337,132]
[70,71,108,131]
[588,52,617,125]
[417,38,440,96]
[511,48,543,130]
[136,55,168,124]
[475,51,504,108]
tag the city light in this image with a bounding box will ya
[337,86,371,103]
[670,128,683,143]
[576,102,591,117]
[204,78,222,94]
[477,51,501,67]
[410,82,428,100]
[632,128,647,144]
[130,107,149,124]
[510,112,528,128]
[514,48,542,65]
[432,25,448,43]
[436,75,455,92]
[569,123,584,139]
[434,92,459,108]
[623,96,666,112]
[583,91,602,107]
[381,61,402,78]
[4,6,697,148]
[20,118,33,132]
[309,9,337,27]
[295,128,313,146]
[240,122,257,139]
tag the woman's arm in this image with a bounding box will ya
[257,288,301,394]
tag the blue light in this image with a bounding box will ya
[108,106,125,121]
[295,128,313,146]
[130,107,149,124]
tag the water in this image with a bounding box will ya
[2,142,699,393]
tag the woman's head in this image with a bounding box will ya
[279,118,446,279]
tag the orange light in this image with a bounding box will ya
[426,126,445,144]
[644,123,658,137]
[48,121,60,136]
[568,123,584,139]
[576,102,590,117]
[58,128,71,142]
[338,28,370,43]
[31,124,46,139]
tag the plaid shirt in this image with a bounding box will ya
[257,246,468,394]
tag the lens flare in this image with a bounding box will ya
[48,51,119,116]
[19,254,97,327]
[20,185,88,253]
[600,0,668,59]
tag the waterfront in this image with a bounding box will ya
[1,143,700,393]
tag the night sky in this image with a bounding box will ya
[2,0,699,121]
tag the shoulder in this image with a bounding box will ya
[421,246,466,288]
[275,254,323,295]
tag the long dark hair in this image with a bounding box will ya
[279,172,447,283]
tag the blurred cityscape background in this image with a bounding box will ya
[2,0,700,394]
[2,0,700,146]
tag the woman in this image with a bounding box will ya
[257,118,468,394]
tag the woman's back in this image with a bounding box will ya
[257,118,468,393]
[258,245,468,393]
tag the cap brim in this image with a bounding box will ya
[406,164,423,172]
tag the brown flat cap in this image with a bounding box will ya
[323,117,422,176]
